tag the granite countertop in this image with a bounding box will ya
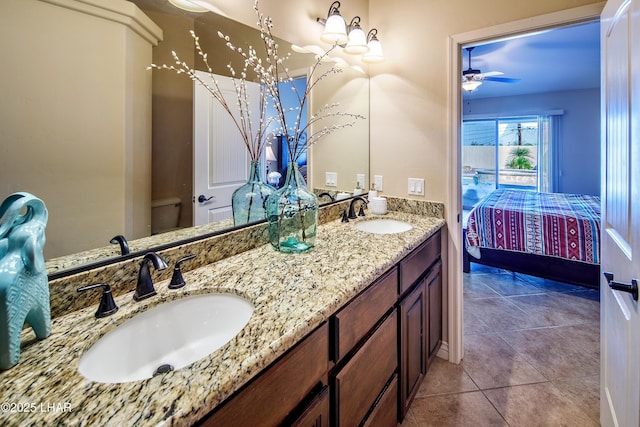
[0,211,444,426]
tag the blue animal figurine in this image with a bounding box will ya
[0,192,51,370]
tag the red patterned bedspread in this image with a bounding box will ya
[465,189,601,264]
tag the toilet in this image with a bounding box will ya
[151,197,181,235]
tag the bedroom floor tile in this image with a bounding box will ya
[464,297,541,331]
[506,291,600,327]
[401,270,600,426]
[476,273,542,296]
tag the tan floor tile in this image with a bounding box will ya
[465,297,541,332]
[507,291,600,328]
[464,310,493,336]
[499,325,599,380]
[478,273,542,296]
[462,334,546,389]
[417,357,478,397]
[552,375,600,424]
[464,274,501,299]
[484,382,599,427]
[408,391,508,427]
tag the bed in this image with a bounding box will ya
[463,189,601,289]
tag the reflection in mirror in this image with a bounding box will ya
[1,0,369,277]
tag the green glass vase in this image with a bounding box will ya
[266,162,318,253]
[232,161,275,226]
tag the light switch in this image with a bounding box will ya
[325,172,338,187]
[408,178,425,196]
[356,173,366,188]
[373,175,383,191]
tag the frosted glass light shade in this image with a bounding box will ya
[168,0,208,13]
[362,38,384,63]
[344,26,369,54]
[462,80,482,92]
[321,13,348,44]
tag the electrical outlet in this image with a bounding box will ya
[408,178,425,196]
[356,174,365,188]
[373,175,383,191]
[325,172,337,187]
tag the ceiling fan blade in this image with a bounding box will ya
[483,76,520,83]
[480,71,504,77]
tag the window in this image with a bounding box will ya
[461,114,559,210]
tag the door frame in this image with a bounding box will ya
[446,2,605,364]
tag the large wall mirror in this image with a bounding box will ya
[0,0,369,277]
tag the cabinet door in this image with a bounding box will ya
[427,260,442,359]
[362,374,399,427]
[333,312,398,427]
[399,280,427,419]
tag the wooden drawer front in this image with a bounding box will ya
[203,323,329,427]
[334,311,398,427]
[333,267,398,361]
[400,231,441,295]
[362,374,399,427]
[291,386,330,427]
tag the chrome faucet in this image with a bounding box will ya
[134,252,168,301]
[348,196,368,219]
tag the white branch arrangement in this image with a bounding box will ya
[148,0,365,164]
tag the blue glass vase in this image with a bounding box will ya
[232,161,275,226]
[266,162,318,253]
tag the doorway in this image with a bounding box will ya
[446,3,604,364]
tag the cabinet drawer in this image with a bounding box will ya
[334,311,398,427]
[290,386,330,427]
[202,323,329,427]
[399,231,441,295]
[362,374,399,427]
[333,267,398,361]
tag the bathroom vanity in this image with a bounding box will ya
[0,206,444,426]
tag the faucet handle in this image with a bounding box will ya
[358,203,366,217]
[341,209,349,223]
[168,254,196,289]
[77,283,119,318]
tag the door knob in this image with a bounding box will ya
[604,272,638,301]
[197,195,214,203]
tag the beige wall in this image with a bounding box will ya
[367,0,602,204]
[0,0,160,258]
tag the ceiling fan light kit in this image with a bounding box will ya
[462,46,519,93]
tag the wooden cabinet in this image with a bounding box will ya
[398,231,442,421]
[198,229,443,427]
[399,279,427,418]
[333,312,397,427]
[199,323,330,427]
[331,267,398,427]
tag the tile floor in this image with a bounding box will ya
[401,264,601,427]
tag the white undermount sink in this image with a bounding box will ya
[78,293,253,383]
[354,219,413,234]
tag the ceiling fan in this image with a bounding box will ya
[462,47,519,92]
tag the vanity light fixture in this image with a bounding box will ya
[361,29,384,63]
[343,17,368,54]
[168,0,209,13]
[319,1,349,44]
[317,1,384,62]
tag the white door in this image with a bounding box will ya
[193,71,259,225]
[600,0,640,425]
